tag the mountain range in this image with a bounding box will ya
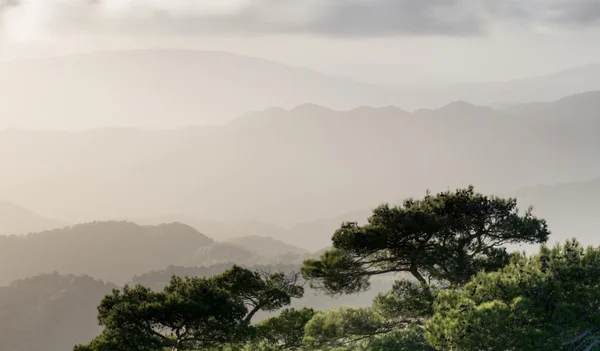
[3,90,600,232]
[0,221,213,285]
[0,220,319,285]
[2,49,600,129]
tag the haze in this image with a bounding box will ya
[2,1,600,351]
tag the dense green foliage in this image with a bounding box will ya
[245,308,316,350]
[427,240,600,351]
[302,186,549,295]
[296,187,551,349]
[75,266,303,351]
[301,280,438,350]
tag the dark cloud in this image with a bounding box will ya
[130,0,488,37]
[482,0,600,27]
[130,0,600,37]
[547,0,600,25]
[3,0,600,40]
[227,0,486,37]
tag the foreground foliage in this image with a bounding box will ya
[300,187,549,348]
[244,308,316,350]
[76,187,600,351]
[427,240,600,351]
[302,186,549,295]
[75,266,303,351]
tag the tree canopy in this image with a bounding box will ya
[74,266,303,351]
[302,186,550,295]
[427,240,600,351]
[302,280,437,350]
[244,308,316,351]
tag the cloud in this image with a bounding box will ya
[195,0,488,37]
[482,0,600,27]
[0,0,19,21]
[1,0,488,38]
[547,0,600,25]
[2,0,600,41]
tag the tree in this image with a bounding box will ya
[300,187,549,349]
[363,329,431,351]
[75,266,303,351]
[302,280,437,351]
[303,305,431,351]
[426,240,600,351]
[302,186,549,295]
[244,308,316,351]
[304,307,391,349]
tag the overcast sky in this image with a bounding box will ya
[2,0,600,85]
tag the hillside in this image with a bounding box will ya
[131,214,364,252]
[180,242,257,267]
[133,216,289,242]
[0,200,65,235]
[226,235,308,256]
[0,273,116,351]
[0,221,214,285]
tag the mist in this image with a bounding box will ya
[2,1,600,351]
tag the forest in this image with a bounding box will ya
[68,187,600,351]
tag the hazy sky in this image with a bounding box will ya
[2,0,600,85]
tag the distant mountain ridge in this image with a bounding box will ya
[3,90,600,244]
[0,218,326,284]
[0,49,404,130]
[0,200,65,235]
[511,176,600,248]
[0,221,214,285]
[2,49,600,130]
[226,235,309,256]
[236,90,599,123]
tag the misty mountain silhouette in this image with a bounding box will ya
[226,235,309,256]
[0,200,65,235]
[0,49,401,129]
[512,176,600,248]
[4,90,600,245]
[0,221,213,285]
[3,49,600,129]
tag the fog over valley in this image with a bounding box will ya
[3,1,600,350]
[2,86,600,249]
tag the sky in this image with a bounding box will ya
[2,0,600,85]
